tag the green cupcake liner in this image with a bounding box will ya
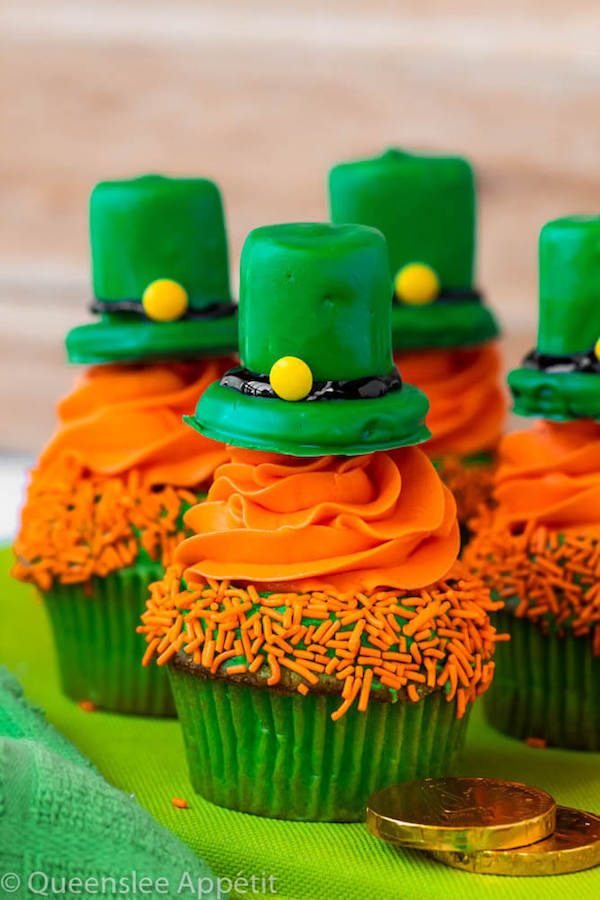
[44,565,175,717]
[168,666,470,821]
[484,609,600,750]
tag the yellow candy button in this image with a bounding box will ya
[395,263,440,306]
[594,338,600,360]
[269,356,313,402]
[142,279,189,322]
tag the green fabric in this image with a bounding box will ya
[0,663,222,899]
[2,548,600,899]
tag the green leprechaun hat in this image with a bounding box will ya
[509,215,600,420]
[328,148,500,350]
[66,175,237,364]
[186,222,430,455]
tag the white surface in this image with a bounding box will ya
[0,456,32,543]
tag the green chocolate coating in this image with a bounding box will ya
[329,148,475,290]
[239,223,393,381]
[508,367,600,421]
[66,174,237,364]
[190,222,432,455]
[187,380,430,456]
[66,312,238,364]
[538,215,600,356]
[508,215,600,421]
[329,148,499,350]
[91,175,231,308]
[391,300,498,350]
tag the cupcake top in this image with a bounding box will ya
[66,175,238,364]
[466,419,600,646]
[141,223,504,720]
[328,148,499,351]
[13,360,231,590]
[140,444,501,721]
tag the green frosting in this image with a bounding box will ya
[91,174,230,307]
[538,215,600,356]
[240,223,392,381]
[66,174,237,364]
[189,222,431,455]
[328,148,499,350]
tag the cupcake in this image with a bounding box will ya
[140,223,503,820]
[467,215,600,750]
[13,175,238,716]
[329,149,505,527]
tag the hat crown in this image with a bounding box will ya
[239,223,394,381]
[329,148,475,289]
[538,215,600,356]
[90,174,231,309]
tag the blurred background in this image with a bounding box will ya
[2,0,600,531]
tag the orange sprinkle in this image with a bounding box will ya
[525,737,548,749]
[267,653,280,686]
[78,700,96,712]
[171,797,188,809]
[13,458,200,590]
[226,664,248,676]
[140,564,502,721]
[358,668,373,712]
[466,520,600,652]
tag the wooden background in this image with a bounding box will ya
[3,0,600,453]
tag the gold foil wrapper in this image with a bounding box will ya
[366,777,556,852]
[431,806,600,875]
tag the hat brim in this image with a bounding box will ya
[391,301,499,350]
[65,313,238,364]
[185,380,431,456]
[508,367,600,421]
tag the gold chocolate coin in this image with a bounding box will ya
[431,806,600,875]
[366,778,556,852]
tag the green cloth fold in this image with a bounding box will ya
[0,666,224,899]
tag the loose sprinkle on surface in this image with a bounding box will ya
[78,700,96,712]
[140,564,503,722]
[171,797,188,809]
[525,737,548,749]
[12,457,197,590]
[466,519,600,651]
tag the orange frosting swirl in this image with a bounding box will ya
[394,342,505,457]
[36,359,232,487]
[493,419,600,533]
[176,446,460,593]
